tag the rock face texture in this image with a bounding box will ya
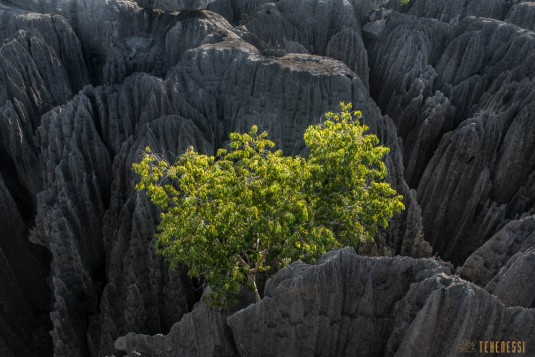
[115,249,535,357]
[505,2,535,31]
[135,0,217,11]
[0,0,534,356]
[114,290,239,357]
[458,216,535,308]
[367,5,535,266]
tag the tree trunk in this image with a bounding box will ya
[247,272,261,303]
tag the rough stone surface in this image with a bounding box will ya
[114,289,239,357]
[409,0,510,23]
[135,0,217,11]
[368,10,535,265]
[459,216,535,308]
[118,249,535,356]
[228,249,448,357]
[233,0,371,87]
[1,0,534,356]
[0,173,52,357]
[486,246,535,308]
[505,1,535,31]
[0,3,428,355]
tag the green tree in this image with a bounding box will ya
[133,103,404,306]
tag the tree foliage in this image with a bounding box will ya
[133,103,405,306]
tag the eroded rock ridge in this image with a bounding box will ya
[0,0,534,356]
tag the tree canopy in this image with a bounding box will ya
[133,102,405,306]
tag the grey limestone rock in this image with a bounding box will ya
[228,248,447,357]
[458,216,535,308]
[0,8,427,354]
[107,251,524,356]
[485,246,535,308]
[367,13,453,186]
[1,0,535,355]
[506,2,535,31]
[362,18,387,40]
[240,0,370,87]
[0,7,88,357]
[232,249,534,357]
[97,111,212,353]
[368,13,451,140]
[135,0,217,11]
[408,0,510,23]
[459,216,535,286]
[0,173,52,357]
[31,90,113,356]
[207,0,272,23]
[416,18,535,264]
[386,273,535,356]
[114,289,238,357]
[122,248,533,357]
[368,11,535,266]
[402,91,455,186]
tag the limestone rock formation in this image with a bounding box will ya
[237,0,371,86]
[114,289,239,357]
[116,249,535,357]
[459,216,535,308]
[0,173,52,357]
[228,249,447,357]
[367,7,535,265]
[0,0,534,356]
[505,2,535,31]
[135,0,217,11]
[409,0,509,23]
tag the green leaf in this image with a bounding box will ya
[133,102,405,308]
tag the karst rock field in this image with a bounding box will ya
[0,0,534,356]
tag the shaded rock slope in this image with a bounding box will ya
[0,0,533,356]
[115,249,535,357]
